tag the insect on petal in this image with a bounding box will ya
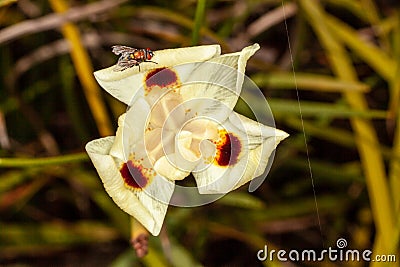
[87,43,289,235]
[93,45,221,105]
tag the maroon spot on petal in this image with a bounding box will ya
[213,130,242,167]
[144,67,180,94]
[120,160,153,190]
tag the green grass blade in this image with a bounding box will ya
[269,99,387,119]
[325,15,396,81]
[191,0,207,45]
[253,72,370,92]
[299,0,396,256]
[218,192,266,210]
[0,153,88,168]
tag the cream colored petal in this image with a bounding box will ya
[193,112,288,194]
[85,137,175,236]
[174,132,217,174]
[145,128,175,165]
[175,119,218,165]
[182,119,219,140]
[149,90,185,130]
[179,44,260,122]
[94,45,221,105]
[194,157,247,194]
[109,98,150,161]
[176,130,199,162]
[154,154,193,181]
[227,112,289,179]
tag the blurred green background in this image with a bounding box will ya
[0,0,399,266]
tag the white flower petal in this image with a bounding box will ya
[86,137,175,236]
[145,128,175,165]
[154,154,193,181]
[176,130,199,162]
[149,90,185,130]
[227,112,289,178]
[179,44,260,122]
[182,119,219,140]
[194,157,248,194]
[110,98,150,161]
[94,45,221,105]
[193,112,288,194]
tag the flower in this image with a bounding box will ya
[86,44,289,235]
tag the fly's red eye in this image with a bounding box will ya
[146,49,154,60]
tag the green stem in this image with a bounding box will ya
[0,153,88,167]
[192,0,207,45]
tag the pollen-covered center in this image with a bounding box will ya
[120,158,155,190]
[213,129,242,167]
[144,67,180,95]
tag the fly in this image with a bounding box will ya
[112,45,157,72]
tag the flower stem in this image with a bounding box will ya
[0,153,88,167]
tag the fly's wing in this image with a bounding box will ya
[113,58,139,71]
[112,45,140,71]
[112,45,137,56]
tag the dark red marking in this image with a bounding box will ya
[145,67,178,89]
[120,160,149,189]
[214,131,241,167]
